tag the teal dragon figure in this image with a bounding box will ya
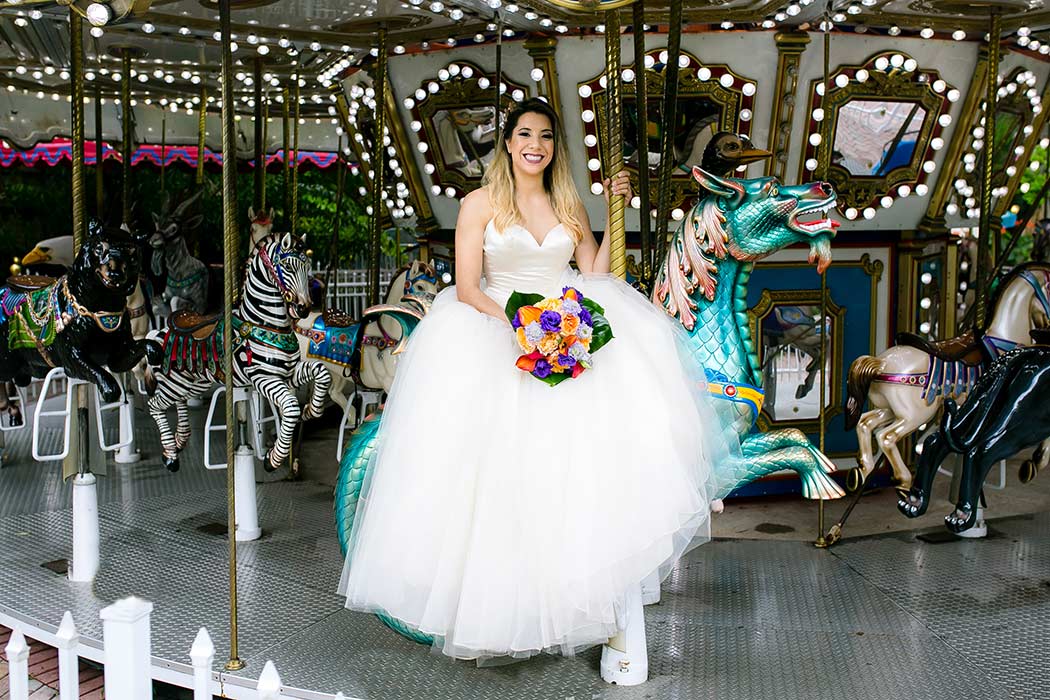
[335,166,844,643]
[652,166,845,502]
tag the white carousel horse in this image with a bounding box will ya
[295,260,444,421]
[845,262,1050,489]
[248,206,276,248]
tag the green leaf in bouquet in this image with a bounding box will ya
[504,291,546,324]
[581,298,614,353]
[539,372,573,387]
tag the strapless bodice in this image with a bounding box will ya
[482,220,575,304]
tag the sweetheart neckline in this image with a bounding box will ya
[487,220,566,248]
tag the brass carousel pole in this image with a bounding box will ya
[814,13,831,549]
[196,85,207,185]
[292,79,301,234]
[632,1,651,288]
[121,51,132,227]
[262,100,269,211]
[605,9,626,279]
[218,0,244,672]
[652,0,682,271]
[974,10,1002,332]
[494,14,503,141]
[94,83,104,219]
[71,14,85,249]
[282,86,291,222]
[367,27,387,307]
[253,58,265,212]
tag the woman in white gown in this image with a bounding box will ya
[338,98,739,684]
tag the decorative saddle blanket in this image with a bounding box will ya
[160,315,298,376]
[298,315,361,368]
[0,282,62,351]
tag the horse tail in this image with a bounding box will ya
[144,364,157,396]
[845,355,882,431]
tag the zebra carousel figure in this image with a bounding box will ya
[144,232,331,472]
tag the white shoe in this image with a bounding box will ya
[600,583,648,686]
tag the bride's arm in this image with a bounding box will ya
[455,188,511,324]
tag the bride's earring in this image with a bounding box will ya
[600,583,648,685]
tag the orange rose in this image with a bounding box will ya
[561,314,580,335]
[538,333,560,356]
[515,327,532,352]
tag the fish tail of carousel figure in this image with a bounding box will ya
[710,429,845,502]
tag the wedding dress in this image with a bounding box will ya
[338,220,738,661]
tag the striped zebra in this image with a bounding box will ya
[145,233,331,472]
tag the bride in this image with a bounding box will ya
[338,97,739,684]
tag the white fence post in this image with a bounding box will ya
[100,597,154,700]
[257,660,282,700]
[56,611,80,700]
[189,627,214,700]
[4,627,29,700]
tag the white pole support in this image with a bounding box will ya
[70,472,99,583]
[115,374,140,464]
[234,445,261,541]
[5,627,29,700]
[100,597,154,700]
[189,627,214,700]
[56,611,80,700]
[257,660,282,700]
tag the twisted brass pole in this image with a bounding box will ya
[292,79,301,234]
[494,14,503,141]
[632,1,651,288]
[815,17,831,549]
[196,86,207,185]
[975,10,1002,332]
[253,58,264,211]
[262,99,268,211]
[605,10,626,279]
[71,10,85,247]
[121,51,132,227]
[218,0,243,672]
[94,83,103,220]
[368,28,388,306]
[652,0,682,271]
[282,86,291,222]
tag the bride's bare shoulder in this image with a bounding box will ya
[460,187,494,222]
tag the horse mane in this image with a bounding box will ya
[653,198,728,330]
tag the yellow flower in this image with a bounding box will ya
[516,327,533,352]
[537,298,561,312]
[538,333,560,356]
[561,314,579,335]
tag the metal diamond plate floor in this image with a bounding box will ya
[0,399,1047,700]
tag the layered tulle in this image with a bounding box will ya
[337,259,740,661]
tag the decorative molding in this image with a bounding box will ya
[765,31,810,180]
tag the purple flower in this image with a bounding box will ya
[557,353,576,368]
[532,359,552,378]
[578,308,593,327]
[511,312,522,329]
[539,310,562,333]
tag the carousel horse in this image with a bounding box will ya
[150,190,208,316]
[248,206,276,247]
[294,260,443,414]
[333,167,845,646]
[144,233,331,472]
[0,221,159,404]
[845,261,1050,490]
[898,335,1050,532]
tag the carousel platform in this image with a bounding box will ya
[0,403,1048,700]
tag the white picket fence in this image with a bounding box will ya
[4,597,344,700]
[312,267,396,320]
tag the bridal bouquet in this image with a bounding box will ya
[505,286,613,386]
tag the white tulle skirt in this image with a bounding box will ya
[337,269,738,661]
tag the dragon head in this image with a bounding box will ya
[654,168,838,331]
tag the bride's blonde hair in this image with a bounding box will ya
[483,98,586,243]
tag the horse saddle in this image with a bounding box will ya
[170,309,222,339]
[322,306,354,328]
[895,329,985,367]
[6,275,55,293]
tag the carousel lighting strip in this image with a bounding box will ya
[576,47,757,219]
[947,68,1044,221]
[403,60,530,199]
[799,51,957,221]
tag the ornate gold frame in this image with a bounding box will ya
[749,288,846,432]
[798,51,954,212]
[578,48,757,213]
[407,61,529,198]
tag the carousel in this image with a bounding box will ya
[0,0,1047,698]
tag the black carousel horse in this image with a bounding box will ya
[0,221,160,404]
[898,330,1050,533]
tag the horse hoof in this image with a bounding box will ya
[1019,460,1037,484]
[945,508,975,533]
[164,455,180,473]
[896,489,926,518]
